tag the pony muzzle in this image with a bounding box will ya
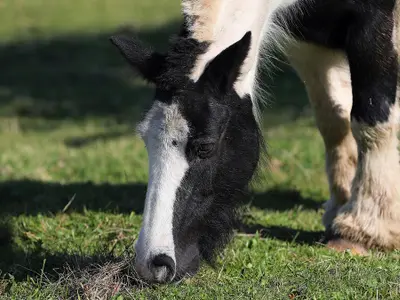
[134,230,177,283]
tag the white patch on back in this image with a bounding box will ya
[134,101,189,279]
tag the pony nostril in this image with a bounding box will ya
[149,254,176,282]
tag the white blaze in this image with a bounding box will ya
[135,101,189,276]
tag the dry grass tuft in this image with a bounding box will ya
[44,253,148,300]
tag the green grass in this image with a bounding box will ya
[0,1,399,299]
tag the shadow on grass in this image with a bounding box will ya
[0,180,322,216]
[238,223,325,246]
[64,129,133,148]
[250,188,323,211]
[0,179,147,216]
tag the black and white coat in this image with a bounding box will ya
[111,0,400,283]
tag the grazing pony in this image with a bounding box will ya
[110,0,400,283]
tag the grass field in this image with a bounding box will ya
[1,0,400,299]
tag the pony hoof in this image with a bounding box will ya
[326,238,368,256]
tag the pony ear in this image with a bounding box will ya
[109,35,165,83]
[198,32,252,93]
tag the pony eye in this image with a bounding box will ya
[197,143,215,159]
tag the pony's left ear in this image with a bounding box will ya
[198,31,251,93]
[110,35,165,83]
